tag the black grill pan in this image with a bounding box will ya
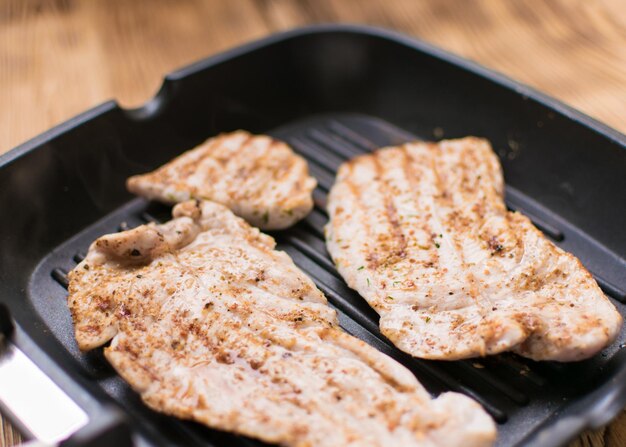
[0,25,625,447]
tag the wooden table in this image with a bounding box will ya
[1,1,624,445]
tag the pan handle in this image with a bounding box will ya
[0,303,89,444]
[0,303,133,447]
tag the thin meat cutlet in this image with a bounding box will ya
[67,200,495,447]
[326,137,622,361]
[127,131,316,230]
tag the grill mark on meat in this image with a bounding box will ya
[430,145,491,315]
[369,154,407,269]
[127,131,315,230]
[377,153,408,264]
[274,149,297,182]
[225,134,257,201]
[183,133,227,184]
[69,199,496,446]
[341,163,377,270]
[430,143,517,352]
[327,137,622,362]
[400,146,439,270]
[428,145,457,278]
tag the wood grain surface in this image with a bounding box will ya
[1,0,625,446]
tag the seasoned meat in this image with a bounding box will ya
[326,137,622,361]
[127,131,316,230]
[67,200,496,447]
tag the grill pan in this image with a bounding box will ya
[0,25,625,447]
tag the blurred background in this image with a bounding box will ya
[1,0,625,446]
[1,0,625,156]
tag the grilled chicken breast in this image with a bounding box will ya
[127,131,316,230]
[68,200,495,447]
[326,137,622,362]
